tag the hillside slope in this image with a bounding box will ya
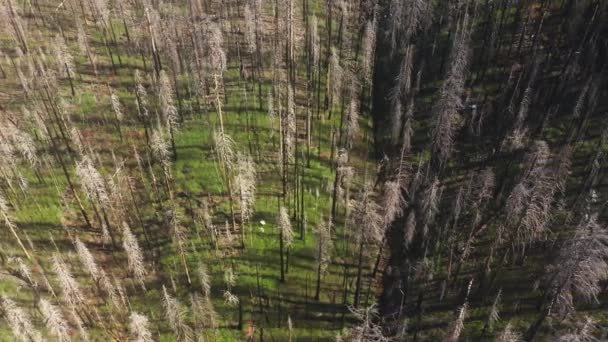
[0,0,606,341]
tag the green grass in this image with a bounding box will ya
[0,17,364,335]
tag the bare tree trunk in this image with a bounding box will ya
[354,242,364,308]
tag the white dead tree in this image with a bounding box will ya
[38,298,71,342]
[278,206,294,282]
[233,152,257,247]
[74,237,117,306]
[430,12,472,167]
[122,222,147,290]
[351,183,383,307]
[129,312,154,342]
[162,285,193,342]
[314,219,333,300]
[344,304,392,341]
[527,215,608,340]
[0,193,30,259]
[545,216,608,318]
[387,0,431,53]
[0,295,43,342]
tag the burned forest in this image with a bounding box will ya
[0,0,607,340]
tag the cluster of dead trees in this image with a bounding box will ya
[0,0,606,340]
[371,0,608,340]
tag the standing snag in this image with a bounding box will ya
[314,219,333,300]
[234,153,257,230]
[150,129,172,179]
[361,19,377,85]
[351,183,383,245]
[129,312,154,342]
[278,206,294,249]
[446,279,472,341]
[243,5,257,55]
[545,216,608,318]
[76,156,110,206]
[351,183,383,307]
[74,237,116,305]
[278,206,294,282]
[52,254,87,309]
[52,35,75,91]
[0,295,43,342]
[328,48,344,109]
[0,193,30,259]
[344,304,391,341]
[381,180,406,229]
[555,316,596,342]
[485,289,502,332]
[39,298,70,342]
[496,322,521,342]
[122,222,147,290]
[430,13,472,167]
[197,262,211,298]
[162,285,193,342]
[110,90,124,138]
[159,70,179,129]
